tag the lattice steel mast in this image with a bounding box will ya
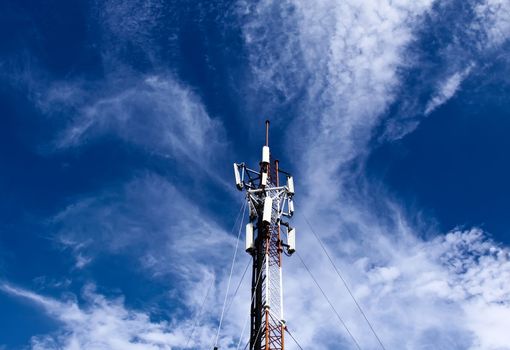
[233,121,296,350]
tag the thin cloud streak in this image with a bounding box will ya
[425,64,474,115]
[34,73,230,189]
[0,282,189,350]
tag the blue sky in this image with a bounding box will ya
[1,0,510,349]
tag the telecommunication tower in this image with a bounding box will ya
[233,120,296,350]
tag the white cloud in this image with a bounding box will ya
[424,229,510,349]
[4,1,510,349]
[420,0,510,117]
[240,1,510,349]
[281,221,510,349]
[425,64,474,114]
[32,276,72,290]
[32,0,507,348]
[243,0,435,206]
[50,174,234,276]
[12,1,227,178]
[39,74,226,167]
[1,261,250,350]
[0,283,191,349]
[46,173,251,349]
[2,173,254,350]
[474,0,510,48]
[5,2,252,350]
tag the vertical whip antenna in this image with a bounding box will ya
[265,120,270,147]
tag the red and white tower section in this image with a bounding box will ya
[234,121,296,350]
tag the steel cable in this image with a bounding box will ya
[296,252,363,350]
[184,276,214,349]
[303,215,387,350]
[224,259,251,318]
[285,327,304,350]
[213,200,247,348]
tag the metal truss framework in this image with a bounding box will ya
[234,121,295,350]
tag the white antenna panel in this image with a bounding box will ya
[245,223,254,252]
[262,196,273,224]
[288,227,296,254]
[262,146,270,164]
[287,176,294,195]
[234,163,243,190]
[261,172,268,186]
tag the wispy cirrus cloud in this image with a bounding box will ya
[2,1,241,349]
[0,282,192,349]
[419,0,510,118]
[37,74,226,171]
[243,0,435,193]
[384,0,510,139]
[0,2,243,348]
[3,0,510,349]
[283,225,510,349]
[425,63,475,115]
[474,0,510,48]
[50,174,233,276]
[240,0,510,349]
[4,1,228,185]
[45,173,250,349]
[25,68,235,200]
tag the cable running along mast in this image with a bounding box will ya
[232,120,296,350]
